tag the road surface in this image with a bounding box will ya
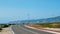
[12,25,54,34]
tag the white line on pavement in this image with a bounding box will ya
[18,25,39,34]
[10,26,15,34]
[24,25,60,34]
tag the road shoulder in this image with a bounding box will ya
[0,27,13,34]
[24,25,60,34]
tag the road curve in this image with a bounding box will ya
[11,25,54,34]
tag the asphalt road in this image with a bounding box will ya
[12,25,54,34]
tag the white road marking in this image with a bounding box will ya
[10,25,15,34]
[18,25,39,34]
[24,25,60,34]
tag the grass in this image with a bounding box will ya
[36,22,60,28]
[27,22,60,28]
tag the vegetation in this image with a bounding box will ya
[0,24,10,31]
[35,22,60,28]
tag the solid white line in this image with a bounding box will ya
[24,25,60,34]
[18,25,39,34]
[10,26,15,34]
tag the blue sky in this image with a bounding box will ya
[0,0,60,23]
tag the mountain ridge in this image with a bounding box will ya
[9,16,60,24]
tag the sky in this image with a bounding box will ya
[0,0,60,23]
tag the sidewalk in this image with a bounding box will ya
[0,27,13,34]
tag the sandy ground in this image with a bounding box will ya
[25,25,60,34]
[0,27,13,34]
[27,24,60,32]
[44,28,60,31]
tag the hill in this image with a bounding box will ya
[9,16,60,24]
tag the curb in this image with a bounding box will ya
[24,25,60,34]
